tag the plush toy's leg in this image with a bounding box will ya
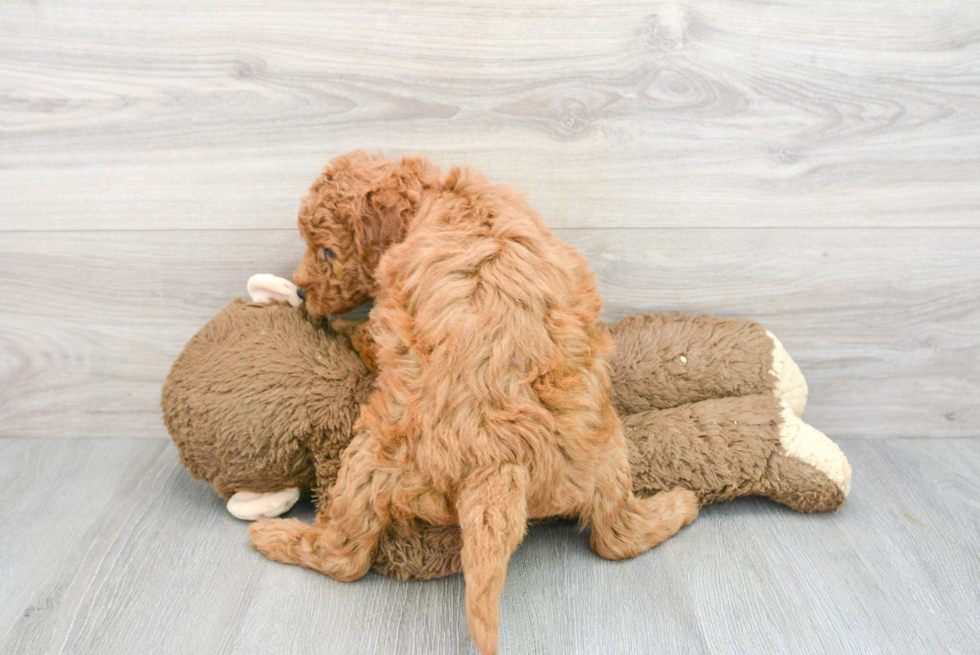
[764,451,847,513]
[587,443,699,560]
[246,274,303,307]
[249,434,390,582]
[777,400,851,496]
[226,488,301,521]
[622,394,849,512]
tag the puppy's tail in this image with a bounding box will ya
[457,464,529,655]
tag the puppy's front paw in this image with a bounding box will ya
[329,318,358,335]
[330,319,378,372]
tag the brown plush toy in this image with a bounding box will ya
[161,275,851,581]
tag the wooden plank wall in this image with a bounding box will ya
[2,0,978,439]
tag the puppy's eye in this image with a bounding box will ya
[320,247,337,260]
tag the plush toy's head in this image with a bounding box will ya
[294,150,440,316]
[162,299,374,505]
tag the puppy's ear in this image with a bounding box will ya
[363,155,439,246]
[331,149,377,173]
[366,186,415,241]
[398,155,439,184]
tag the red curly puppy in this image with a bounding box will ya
[250,151,698,655]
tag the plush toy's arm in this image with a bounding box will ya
[247,274,303,307]
[330,319,379,373]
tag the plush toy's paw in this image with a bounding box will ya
[767,330,808,417]
[778,401,851,496]
[247,274,303,307]
[227,488,300,521]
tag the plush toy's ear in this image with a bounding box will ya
[247,274,303,307]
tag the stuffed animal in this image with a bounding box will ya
[162,275,850,581]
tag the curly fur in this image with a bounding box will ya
[252,152,698,655]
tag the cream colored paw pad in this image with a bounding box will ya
[227,488,301,521]
[778,402,851,496]
[767,330,808,417]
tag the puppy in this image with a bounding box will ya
[250,151,698,655]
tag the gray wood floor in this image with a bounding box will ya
[2,0,979,653]
[1,437,977,654]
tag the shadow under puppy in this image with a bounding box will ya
[249,151,698,655]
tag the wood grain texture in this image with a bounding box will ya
[2,0,979,230]
[1,437,977,654]
[2,2,977,651]
[2,228,977,440]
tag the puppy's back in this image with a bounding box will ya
[366,167,612,487]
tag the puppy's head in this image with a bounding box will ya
[294,150,438,316]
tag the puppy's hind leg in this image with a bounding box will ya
[588,444,699,560]
[250,436,390,582]
[457,465,529,655]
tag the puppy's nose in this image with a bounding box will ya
[296,288,306,301]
